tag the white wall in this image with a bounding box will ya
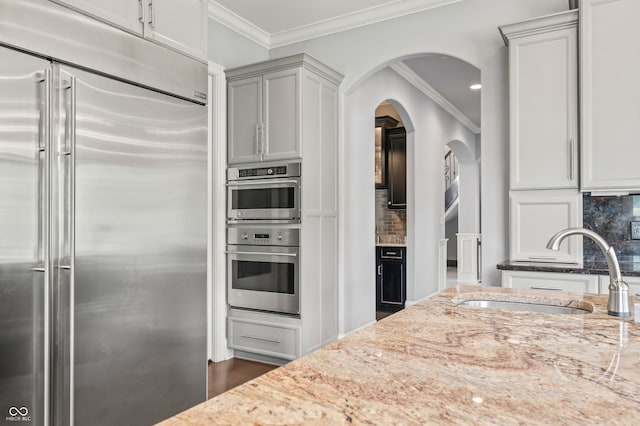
[208,0,568,335]
[208,19,269,69]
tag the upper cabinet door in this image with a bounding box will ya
[580,0,640,192]
[502,11,578,190]
[262,68,302,162]
[51,0,142,35]
[228,76,263,164]
[143,0,207,60]
[509,189,583,264]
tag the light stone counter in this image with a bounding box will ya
[160,285,640,425]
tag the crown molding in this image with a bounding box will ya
[499,9,578,46]
[208,0,464,49]
[269,0,464,48]
[390,62,480,134]
[208,1,270,49]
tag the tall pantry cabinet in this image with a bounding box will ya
[225,54,343,362]
[500,10,582,265]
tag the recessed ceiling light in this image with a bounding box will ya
[469,84,481,90]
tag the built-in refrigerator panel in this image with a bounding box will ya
[58,65,208,425]
[0,45,50,426]
[0,41,207,426]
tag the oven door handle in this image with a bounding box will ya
[225,179,299,187]
[225,251,298,257]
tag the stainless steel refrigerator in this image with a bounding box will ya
[0,1,208,425]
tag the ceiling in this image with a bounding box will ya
[210,0,480,131]
[403,55,481,128]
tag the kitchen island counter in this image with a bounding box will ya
[160,286,640,425]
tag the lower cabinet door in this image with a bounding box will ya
[502,270,599,294]
[377,261,405,311]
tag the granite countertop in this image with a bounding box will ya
[159,285,640,425]
[497,256,640,277]
[376,243,407,247]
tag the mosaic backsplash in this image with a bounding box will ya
[583,194,640,263]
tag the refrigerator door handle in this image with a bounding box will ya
[34,69,51,272]
[61,75,76,270]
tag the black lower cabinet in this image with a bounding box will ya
[376,246,406,312]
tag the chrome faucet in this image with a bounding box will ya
[546,228,631,318]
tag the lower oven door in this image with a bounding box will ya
[226,245,300,315]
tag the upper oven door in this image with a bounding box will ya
[226,245,300,315]
[227,178,300,222]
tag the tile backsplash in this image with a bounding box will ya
[375,189,406,242]
[583,194,640,261]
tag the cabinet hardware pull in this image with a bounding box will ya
[241,335,281,344]
[255,123,261,156]
[530,286,562,291]
[148,0,155,28]
[528,256,557,261]
[377,265,382,275]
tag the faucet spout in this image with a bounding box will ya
[546,227,630,317]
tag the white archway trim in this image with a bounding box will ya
[390,62,480,134]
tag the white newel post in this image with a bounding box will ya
[457,233,481,283]
[437,239,448,290]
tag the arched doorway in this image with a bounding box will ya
[340,53,481,335]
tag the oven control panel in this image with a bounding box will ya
[228,162,301,181]
[228,227,299,246]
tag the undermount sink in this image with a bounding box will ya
[459,299,592,315]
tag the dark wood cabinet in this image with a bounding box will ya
[374,116,399,189]
[386,127,406,209]
[376,246,406,312]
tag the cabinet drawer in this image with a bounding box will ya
[502,270,599,294]
[378,247,405,260]
[228,318,300,361]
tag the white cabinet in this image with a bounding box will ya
[227,67,301,164]
[500,11,578,190]
[227,55,342,165]
[50,0,206,60]
[228,76,263,164]
[143,0,207,60]
[228,316,301,361]
[51,0,141,34]
[502,270,599,294]
[580,0,640,192]
[509,190,582,263]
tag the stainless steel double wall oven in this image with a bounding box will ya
[226,163,301,315]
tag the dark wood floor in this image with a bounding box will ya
[376,310,395,321]
[207,358,279,399]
